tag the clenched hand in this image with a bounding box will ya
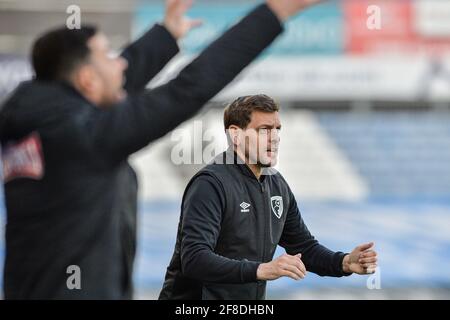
[257,253,307,281]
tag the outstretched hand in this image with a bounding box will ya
[164,0,202,40]
[343,242,378,274]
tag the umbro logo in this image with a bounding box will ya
[240,202,251,213]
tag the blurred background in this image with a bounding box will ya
[1,0,450,299]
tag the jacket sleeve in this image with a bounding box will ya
[278,188,351,277]
[180,175,260,284]
[88,4,284,162]
[121,24,179,94]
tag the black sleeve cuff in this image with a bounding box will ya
[148,23,180,55]
[255,3,285,33]
[260,3,284,28]
[241,260,261,283]
[337,252,353,277]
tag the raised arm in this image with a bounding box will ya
[90,3,283,161]
[121,24,179,93]
[121,0,202,93]
[89,1,326,162]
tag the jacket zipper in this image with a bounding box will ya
[258,180,267,299]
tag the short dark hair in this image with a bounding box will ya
[32,25,98,81]
[223,94,280,130]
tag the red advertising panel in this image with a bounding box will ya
[344,0,417,55]
[344,0,450,56]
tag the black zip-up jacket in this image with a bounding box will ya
[0,5,283,299]
[159,150,350,300]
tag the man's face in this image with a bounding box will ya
[236,110,281,167]
[86,32,128,107]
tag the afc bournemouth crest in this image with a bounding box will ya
[270,196,283,219]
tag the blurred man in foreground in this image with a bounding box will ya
[0,0,323,300]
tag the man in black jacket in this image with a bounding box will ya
[0,0,315,299]
[159,95,378,300]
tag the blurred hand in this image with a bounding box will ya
[266,0,325,22]
[163,0,202,40]
[343,242,378,274]
[257,253,306,281]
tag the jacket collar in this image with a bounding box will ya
[57,80,94,105]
